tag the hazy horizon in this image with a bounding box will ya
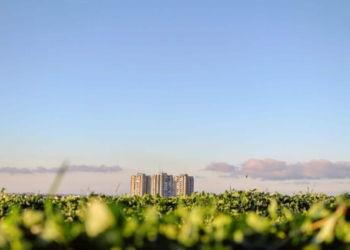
[1,158,350,196]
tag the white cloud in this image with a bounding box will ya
[0,165,123,175]
[204,159,350,180]
[204,162,237,173]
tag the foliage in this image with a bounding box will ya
[0,188,350,249]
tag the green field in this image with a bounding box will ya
[0,188,350,249]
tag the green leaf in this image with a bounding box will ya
[85,201,115,237]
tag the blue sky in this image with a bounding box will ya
[0,1,349,195]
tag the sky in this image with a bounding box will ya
[1,0,350,195]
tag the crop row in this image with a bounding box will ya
[0,189,338,221]
[0,188,349,249]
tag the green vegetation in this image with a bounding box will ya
[0,188,350,249]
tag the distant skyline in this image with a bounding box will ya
[1,1,350,195]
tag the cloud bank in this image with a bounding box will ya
[204,159,350,180]
[205,162,237,173]
[0,165,123,175]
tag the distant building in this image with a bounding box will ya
[174,174,194,196]
[130,173,151,196]
[130,172,194,197]
[151,172,174,197]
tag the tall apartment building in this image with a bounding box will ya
[151,172,174,197]
[130,173,151,196]
[174,174,194,196]
[130,172,194,197]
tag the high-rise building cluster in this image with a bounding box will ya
[130,172,194,197]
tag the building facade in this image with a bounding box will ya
[174,174,194,196]
[151,172,174,197]
[130,172,194,197]
[130,173,151,196]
